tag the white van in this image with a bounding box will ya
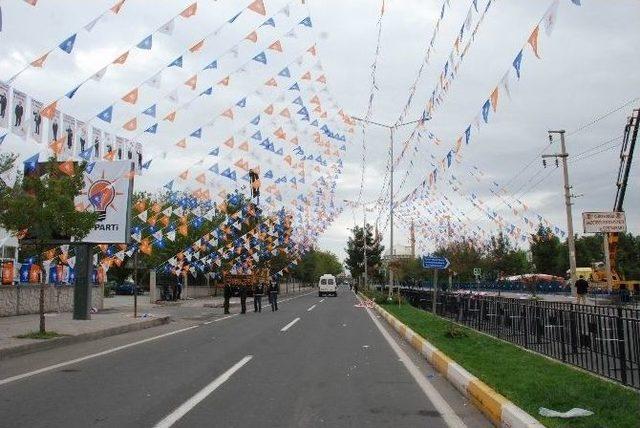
[318,274,337,297]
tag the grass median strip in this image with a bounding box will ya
[381,303,640,428]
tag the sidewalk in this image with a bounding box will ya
[0,285,314,360]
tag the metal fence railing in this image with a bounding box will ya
[401,290,640,389]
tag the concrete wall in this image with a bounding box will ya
[0,285,103,317]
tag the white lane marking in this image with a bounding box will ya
[154,355,253,428]
[0,325,200,386]
[280,317,300,332]
[361,299,467,428]
[203,321,213,325]
[213,314,238,322]
[319,298,325,303]
[307,304,316,312]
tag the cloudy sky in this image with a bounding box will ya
[1,0,638,263]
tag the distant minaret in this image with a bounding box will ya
[410,220,416,257]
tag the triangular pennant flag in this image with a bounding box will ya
[159,18,175,35]
[142,104,156,117]
[49,137,64,154]
[245,31,258,43]
[145,123,158,134]
[111,0,126,14]
[137,35,153,50]
[113,51,129,64]
[299,17,312,27]
[185,74,197,90]
[209,147,219,156]
[224,137,235,148]
[239,141,249,151]
[59,34,77,54]
[190,128,202,138]
[180,3,197,18]
[164,111,177,122]
[236,97,247,107]
[97,106,114,123]
[58,160,75,176]
[218,76,230,86]
[204,59,217,70]
[84,16,102,32]
[490,87,499,112]
[66,85,81,99]
[253,52,267,64]
[265,77,278,87]
[121,88,139,104]
[123,117,137,131]
[92,67,108,81]
[247,0,266,15]
[168,56,183,67]
[268,40,282,52]
[176,138,187,148]
[228,11,242,23]
[262,17,275,27]
[307,45,317,56]
[528,25,541,58]
[222,108,234,119]
[189,39,205,53]
[30,52,50,67]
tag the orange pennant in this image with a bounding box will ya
[123,117,137,131]
[121,88,139,104]
[247,0,266,15]
[310,95,320,105]
[179,170,189,180]
[265,77,278,87]
[40,101,57,119]
[528,25,540,59]
[279,108,290,118]
[218,76,230,86]
[189,40,205,53]
[103,150,116,161]
[490,87,499,112]
[185,74,197,90]
[111,0,126,14]
[224,137,235,148]
[274,127,286,140]
[178,224,188,236]
[164,111,177,122]
[30,52,50,68]
[222,108,234,119]
[134,200,147,213]
[196,173,206,184]
[180,2,198,18]
[307,45,317,56]
[176,138,187,148]
[316,74,326,84]
[268,40,282,52]
[245,31,258,43]
[49,137,64,154]
[290,136,299,145]
[58,160,75,176]
[113,51,129,64]
[301,71,311,80]
[239,141,249,151]
[264,104,274,115]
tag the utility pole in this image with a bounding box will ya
[544,130,577,294]
[350,114,429,301]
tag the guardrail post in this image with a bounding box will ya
[616,307,628,385]
[569,304,578,354]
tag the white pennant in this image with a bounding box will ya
[92,67,108,81]
[84,14,104,32]
[159,19,175,35]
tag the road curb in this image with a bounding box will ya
[0,316,171,361]
[371,301,543,428]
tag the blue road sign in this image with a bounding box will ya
[421,255,450,270]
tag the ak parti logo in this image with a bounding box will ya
[82,172,123,221]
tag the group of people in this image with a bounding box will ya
[223,280,280,315]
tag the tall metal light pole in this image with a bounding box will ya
[351,115,429,300]
[544,130,577,294]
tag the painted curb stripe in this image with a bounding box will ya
[373,303,544,428]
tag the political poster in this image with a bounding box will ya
[49,107,61,143]
[62,114,76,159]
[76,120,89,155]
[11,89,27,140]
[75,160,134,243]
[91,126,102,159]
[30,99,44,143]
[116,136,125,160]
[0,82,10,129]
[103,132,114,160]
[135,142,143,173]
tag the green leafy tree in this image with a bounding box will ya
[434,238,486,282]
[344,223,384,283]
[293,249,343,284]
[0,156,99,333]
[486,232,530,279]
[530,225,565,276]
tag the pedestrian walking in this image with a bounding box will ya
[254,282,264,312]
[575,275,589,305]
[223,283,231,314]
[269,280,279,311]
[174,275,183,301]
[240,284,247,314]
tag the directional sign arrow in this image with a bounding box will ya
[421,255,450,270]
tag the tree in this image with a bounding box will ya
[0,156,98,333]
[293,249,342,284]
[530,225,565,276]
[434,238,486,282]
[344,223,384,283]
[486,232,530,279]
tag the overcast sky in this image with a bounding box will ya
[1,0,638,264]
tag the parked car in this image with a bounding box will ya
[115,281,143,295]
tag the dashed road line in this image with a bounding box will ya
[280,317,301,332]
[307,304,316,312]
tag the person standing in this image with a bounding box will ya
[269,280,279,311]
[254,282,264,313]
[575,275,589,305]
[0,93,7,118]
[174,274,183,301]
[223,283,231,314]
[33,111,41,135]
[66,126,74,149]
[239,284,247,314]
[52,118,59,141]
[14,101,23,126]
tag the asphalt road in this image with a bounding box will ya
[0,287,489,427]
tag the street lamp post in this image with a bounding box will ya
[350,115,429,301]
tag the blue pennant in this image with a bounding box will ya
[142,104,156,117]
[262,17,275,27]
[278,67,291,77]
[252,52,267,64]
[58,34,77,54]
[96,105,113,123]
[190,128,202,138]
[204,60,217,70]
[168,56,183,67]
[236,97,247,107]
[252,131,262,141]
[200,87,213,96]
[250,115,260,125]
[289,82,300,91]
[292,96,303,105]
[145,123,158,134]
[65,86,80,99]
[299,17,312,27]
[137,35,153,50]
[209,147,219,156]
